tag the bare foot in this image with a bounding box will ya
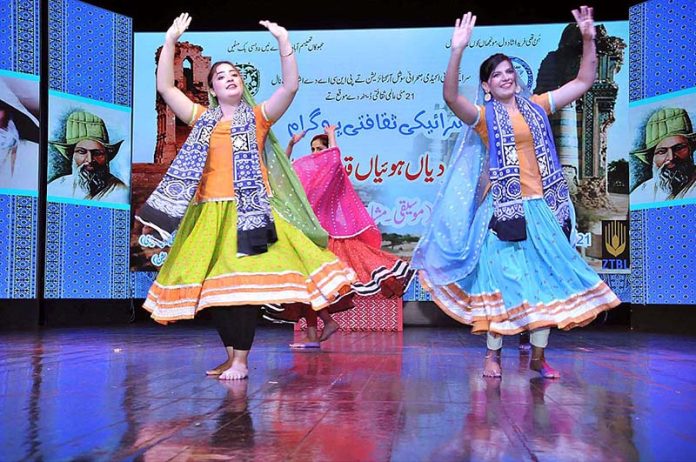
[318,319,340,342]
[530,358,560,379]
[219,364,249,380]
[306,326,319,343]
[530,346,560,379]
[206,360,232,376]
[483,353,502,378]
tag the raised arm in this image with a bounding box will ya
[259,20,299,122]
[286,130,306,157]
[325,125,338,148]
[443,12,479,125]
[157,13,195,123]
[550,6,597,109]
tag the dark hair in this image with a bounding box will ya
[207,61,243,88]
[311,134,329,148]
[479,53,513,82]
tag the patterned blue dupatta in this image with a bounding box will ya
[413,93,575,286]
[136,101,277,257]
[486,95,572,241]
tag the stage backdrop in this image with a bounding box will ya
[45,0,132,299]
[132,20,631,301]
[0,0,40,299]
[628,0,696,305]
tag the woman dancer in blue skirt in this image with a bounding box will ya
[413,7,620,378]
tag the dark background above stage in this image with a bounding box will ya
[86,1,637,31]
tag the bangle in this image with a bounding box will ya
[280,48,294,57]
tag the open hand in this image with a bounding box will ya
[571,6,595,41]
[165,13,191,45]
[289,130,307,145]
[259,20,289,42]
[451,12,476,51]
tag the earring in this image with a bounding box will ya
[515,86,521,95]
[484,92,492,102]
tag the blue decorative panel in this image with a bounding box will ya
[44,0,133,299]
[0,195,37,298]
[48,0,132,106]
[0,0,39,299]
[643,205,694,304]
[0,0,40,74]
[403,277,432,302]
[630,205,694,306]
[45,203,130,298]
[629,0,696,101]
[629,0,695,307]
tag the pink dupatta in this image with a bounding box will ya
[292,147,381,248]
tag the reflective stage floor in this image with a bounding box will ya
[1,325,695,461]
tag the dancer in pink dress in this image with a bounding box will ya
[267,125,414,347]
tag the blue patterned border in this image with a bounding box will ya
[131,271,157,299]
[113,13,133,107]
[629,209,647,305]
[0,195,38,298]
[628,3,645,102]
[15,0,40,75]
[44,202,64,298]
[47,0,65,92]
[110,209,130,298]
[0,0,40,74]
[10,195,37,297]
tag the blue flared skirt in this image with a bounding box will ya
[420,198,620,335]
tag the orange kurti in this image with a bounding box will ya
[191,104,273,202]
[474,93,554,197]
